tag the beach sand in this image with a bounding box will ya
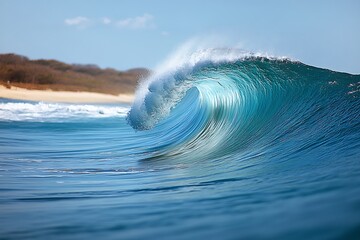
[0,85,134,103]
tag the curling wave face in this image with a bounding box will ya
[127,49,360,160]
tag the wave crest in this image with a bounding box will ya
[127,49,289,130]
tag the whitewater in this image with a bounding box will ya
[1,49,360,239]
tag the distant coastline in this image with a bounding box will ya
[0,53,149,103]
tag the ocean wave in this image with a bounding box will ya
[127,48,360,160]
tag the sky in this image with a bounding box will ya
[0,0,359,73]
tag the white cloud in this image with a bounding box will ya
[116,14,154,29]
[64,16,90,27]
[102,17,111,25]
[64,14,155,30]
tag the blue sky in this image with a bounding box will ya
[0,0,359,73]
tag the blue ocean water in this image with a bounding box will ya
[1,51,360,239]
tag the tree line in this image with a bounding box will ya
[0,53,149,95]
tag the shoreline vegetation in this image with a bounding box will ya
[0,53,149,103]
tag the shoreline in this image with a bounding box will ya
[0,85,134,103]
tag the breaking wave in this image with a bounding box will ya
[0,101,129,121]
[127,49,360,160]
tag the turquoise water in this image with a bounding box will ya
[1,53,360,239]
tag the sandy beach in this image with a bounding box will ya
[0,85,134,103]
